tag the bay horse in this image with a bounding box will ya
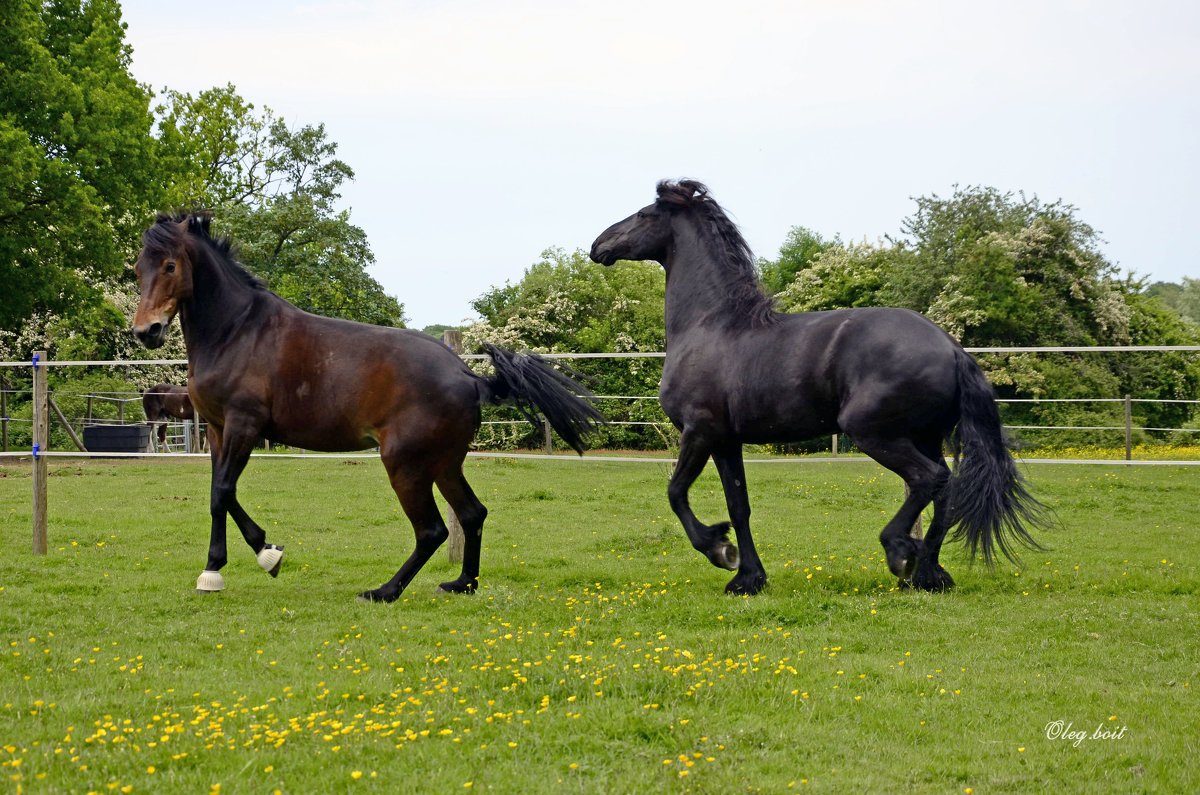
[142,383,196,450]
[590,180,1046,595]
[131,213,604,602]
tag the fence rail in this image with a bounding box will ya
[3,347,1198,559]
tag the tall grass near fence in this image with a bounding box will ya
[0,458,1197,792]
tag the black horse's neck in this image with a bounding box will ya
[662,212,776,340]
[178,236,268,357]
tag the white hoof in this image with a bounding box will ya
[196,570,225,593]
[257,544,284,577]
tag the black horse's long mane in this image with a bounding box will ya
[656,180,777,328]
[145,212,265,291]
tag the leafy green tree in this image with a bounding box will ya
[0,0,159,337]
[1146,278,1200,326]
[153,84,405,326]
[759,226,841,296]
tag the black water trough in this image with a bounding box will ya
[83,424,151,454]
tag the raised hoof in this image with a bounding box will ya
[707,539,740,571]
[884,536,923,579]
[257,544,284,578]
[701,522,739,570]
[726,571,767,596]
[196,570,225,593]
[437,578,479,594]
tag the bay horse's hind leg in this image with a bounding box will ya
[359,452,449,603]
[435,466,488,594]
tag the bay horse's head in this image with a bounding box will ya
[590,180,711,266]
[131,214,206,349]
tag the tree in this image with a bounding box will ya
[153,84,405,326]
[1146,278,1200,326]
[759,226,841,296]
[0,0,160,336]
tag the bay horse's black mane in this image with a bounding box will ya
[656,179,778,328]
[144,212,265,291]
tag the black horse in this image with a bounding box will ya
[590,180,1046,594]
[131,213,603,601]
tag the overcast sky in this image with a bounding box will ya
[121,0,1199,329]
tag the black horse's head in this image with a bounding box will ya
[590,180,713,266]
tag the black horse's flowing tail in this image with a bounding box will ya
[947,349,1048,565]
[482,344,605,454]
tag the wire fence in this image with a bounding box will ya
[1,347,1199,463]
[5,347,1199,557]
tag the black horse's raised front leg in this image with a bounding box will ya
[712,445,766,595]
[668,430,739,573]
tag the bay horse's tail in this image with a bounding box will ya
[481,344,606,454]
[947,348,1048,565]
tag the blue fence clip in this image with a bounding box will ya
[32,442,40,459]
[32,352,40,369]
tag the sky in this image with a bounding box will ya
[120,0,1200,330]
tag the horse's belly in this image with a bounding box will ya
[734,410,837,445]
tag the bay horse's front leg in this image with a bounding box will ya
[196,422,282,593]
[712,445,766,595]
[669,431,739,572]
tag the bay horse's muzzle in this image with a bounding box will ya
[133,321,167,349]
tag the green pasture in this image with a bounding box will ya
[0,456,1197,793]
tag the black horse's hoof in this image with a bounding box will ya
[907,563,955,592]
[726,571,767,596]
[884,536,923,579]
[701,522,739,570]
[707,539,740,571]
[357,587,399,603]
[437,578,479,594]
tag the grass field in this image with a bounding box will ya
[1,455,1197,793]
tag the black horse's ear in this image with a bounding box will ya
[188,215,211,237]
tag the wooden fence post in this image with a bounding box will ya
[32,351,48,556]
[443,330,466,564]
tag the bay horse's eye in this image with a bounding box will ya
[164,261,177,275]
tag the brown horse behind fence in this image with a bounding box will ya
[142,384,196,450]
[130,213,604,602]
